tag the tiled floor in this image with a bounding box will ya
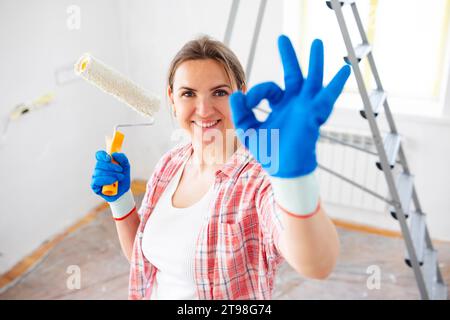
[1,196,449,300]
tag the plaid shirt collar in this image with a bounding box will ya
[182,142,253,181]
[216,144,252,180]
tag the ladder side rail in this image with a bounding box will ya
[246,0,267,81]
[223,0,240,46]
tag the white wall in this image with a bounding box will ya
[0,0,137,274]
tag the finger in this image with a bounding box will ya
[304,39,324,97]
[318,64,351,103]
[112,153,130,168]
[229,91,260,131]
[93,169,125,181]
[91,175,119,187]
[91,183,102,194]
[95,161,123,172]
[246,82,283,110]
[96,150,111,163]
[313,65,351,125]
[278,35,303,94]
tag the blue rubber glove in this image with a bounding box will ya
[90,151,130,202]
[230,35,351,178]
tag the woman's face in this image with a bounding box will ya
[168,59,237,149]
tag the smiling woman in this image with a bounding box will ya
[90,34,350,300]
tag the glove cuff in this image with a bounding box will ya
[108,190,136,220]
[269,170,320,217]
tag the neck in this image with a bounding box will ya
[190,137,241,174]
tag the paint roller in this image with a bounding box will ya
[74,53,160,196]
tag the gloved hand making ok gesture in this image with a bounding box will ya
[229,35,351,216]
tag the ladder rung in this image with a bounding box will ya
[376,133,401,170]
[422,249,448,299]
[360,90,387,119]
[344,43,371,64]
[325,0,355,10]
[404,218,448,299]
[423,249,438,297]
[404,211,426,267]
[390,173,413,220]
[432,281,448,300]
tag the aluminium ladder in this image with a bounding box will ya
[323,0,447,300]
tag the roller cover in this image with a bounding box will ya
[74,53,160,117]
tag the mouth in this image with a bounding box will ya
[192,119,221,129]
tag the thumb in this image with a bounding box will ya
[96,150,111,163]
[111,152,130,169]
[246,82,283,111]
[229,91,259,132]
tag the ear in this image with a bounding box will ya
[167,85,174,105]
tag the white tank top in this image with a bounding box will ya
[141,156,214,300]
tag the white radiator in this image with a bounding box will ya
[317,127,390,214]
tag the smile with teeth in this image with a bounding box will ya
[192,119,221,128]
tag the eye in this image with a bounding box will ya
[214,89,229,97]
[181,90,195,98]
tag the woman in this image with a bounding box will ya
[91,34,351,299]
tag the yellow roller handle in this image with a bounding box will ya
[102,129,125,196]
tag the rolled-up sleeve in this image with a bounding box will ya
[255,173,285,267]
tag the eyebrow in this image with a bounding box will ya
[177,84,231,92]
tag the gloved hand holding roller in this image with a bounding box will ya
[91,150,130,202]
[74,53,160,219]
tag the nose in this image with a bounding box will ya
[195,96,215,118]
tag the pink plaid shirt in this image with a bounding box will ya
[128,142,285,300]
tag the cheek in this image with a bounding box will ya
[174,100,193,121]
[218,100,233,124]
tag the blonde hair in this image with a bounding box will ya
[167,35,246,91]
